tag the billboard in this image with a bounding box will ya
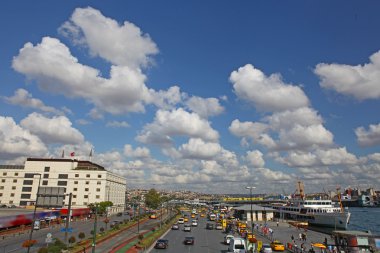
[36,187,66,208]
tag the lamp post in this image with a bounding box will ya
[246,186,256,237]
[27,173,41,253]
[91,203,98,253]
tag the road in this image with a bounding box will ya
[149,214,229,253]
[0,213,135,253]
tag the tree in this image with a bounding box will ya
[88,201,113,215]
[37,247,48,253]
[145,189,161,209]
[68,236,76,246]
[78,232,85,241]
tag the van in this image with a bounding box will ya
[228,237,246,253]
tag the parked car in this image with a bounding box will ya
[172,224,179,230]
[154,239,169,249]
[206,223,214,230]
[224,234,234,245]
[184,236,195,245]
[261,244,273,253]
[270,240,285,251]
[184,224,191,232]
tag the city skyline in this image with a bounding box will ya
[1,1,380,193]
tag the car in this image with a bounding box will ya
[228,237,246,253]
[191,220,198,226]
[206,223,214,230]
[224,234,234,245]
[0,204,7,208]
[184,224,191,232]
[172,224,179,230]
[150,214,157,219]
[200,213,205,217]
[178,218,184,224]
[154,239,169,249]
[216,223,223,230]
[191,213,196,218]
[116,212,122,217]
[184,217,189,222]
[261,244,273,253]
[184,236,195,245]
[270,241,285,251]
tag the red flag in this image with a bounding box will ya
[70,152,75,157]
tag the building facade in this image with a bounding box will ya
[233,204,275,221]
[0,158,126,212]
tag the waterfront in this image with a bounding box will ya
[347,207,380,234]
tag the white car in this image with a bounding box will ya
[216,223,223,230]
[224,234,234,245]
[260,244,273,253]
[184,224,191,232]
[178,218,184,224]
[191,220,198,226]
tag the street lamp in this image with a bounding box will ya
[246,186,256,237]
[27,173,42,253]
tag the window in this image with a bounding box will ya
[10,193,15,197]
[9,201,13,204]
[20,201,27,206]
[24,173,35,178]
[22,187,32,192]
[85,188,89,192]
[44,167,50,172]
[96,195,100,199]
[86,174,90,178]
[97,181,101,185]
[0,186,4,190]
[12,186,16,190]
[98,175,102,178]
[84,195,88,198]
[0,193,2,197]
[1,179,5,183]
[57,181,67,186]
[15,172,18,176]
[58,174,68,179]
[23,180,33,185]
[96,188,100,192]
[73,195,77,198]
[85,181,89,185]
[72,202,76,205]
[75,174,79,178]
[42,180,48,186]
[13,179,17,183]
[73,188,77,191]
[2,172,7,176]
[43,174,49,178]
[21,194,31,199]
[74,181,78,184]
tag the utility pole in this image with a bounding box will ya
[27,173,41,253]
[64,192,72,247]
[246,186,256,236]
[91,204,98,253]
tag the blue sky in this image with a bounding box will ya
[1,1,380,194]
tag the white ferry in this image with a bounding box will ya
[268,181,351,229]
[271,198,351,229]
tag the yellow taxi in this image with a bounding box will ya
[184,217,189,222]
[191,213,195,218]
[270,240,285,251]
[149,214,157,219]
[246,232,255,240]
[200,213,205,217]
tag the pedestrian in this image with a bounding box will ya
[291,235,294,241]
[324,237,328,246]
[276,221,279,227]
[299,233,302,241]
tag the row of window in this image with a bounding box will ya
[3,169,103,179]
[22,180,103,186]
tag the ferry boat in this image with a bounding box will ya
[268,182,351,229]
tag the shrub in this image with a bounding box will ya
[138,233,144,240]
[37,247,48,253]
[78,232,85,241]
[68,236,76,245]
[100,227,105,233]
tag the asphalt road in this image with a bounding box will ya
[0,213,135,253]
[149,214,229,253]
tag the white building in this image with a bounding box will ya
[234,204,275,221]
[0,158,126,212]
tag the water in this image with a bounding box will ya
[347,207,380,234]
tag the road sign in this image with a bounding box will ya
[45,237,53,243]
[60,227,73,233]
[47,232,52,238]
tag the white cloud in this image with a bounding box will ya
[256,167,292,181]
[245,150,265,168]
[136,108,219,146]
[12,37,152,115]
[20,112,84,144]
[368,153,380,162]
[59,7,158,69]
[0,116,47,159]
[229,119,268,140]
[230,64,309,112]
[315,50,380,100]
[185,96,224,118]
[3,89,62,115]
[355,123,380,147]
[149,86,183,110]
[106,120,130,128]
[179,138,222,160]
[123,144,150,159]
